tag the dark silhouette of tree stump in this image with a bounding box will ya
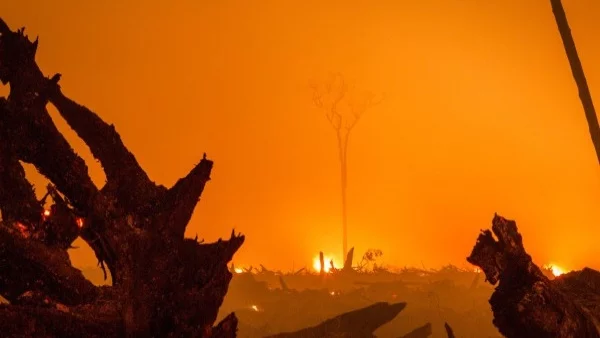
[0,18,243,337]
[467,214,600,338]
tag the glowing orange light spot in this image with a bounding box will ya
[234,268,243,274]
[43,210,50,217]
[15,222,29,238]
[312,255,337,273]
[543,264,567,277]
[16,222,26,231]
[76,218,84,228]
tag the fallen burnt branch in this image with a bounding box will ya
[399,323,432,338]
[467,214,600,338]
[266,302,406,338]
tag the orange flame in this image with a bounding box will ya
[16,222,27,232]
[312,254,338,273]
[543,263,567,277]
[76,218,84,228]
[15,222,29,238]
[43,209,51,217]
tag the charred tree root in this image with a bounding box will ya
[467,214,600,338]
[0,18,244,337]
[0,225,97,305]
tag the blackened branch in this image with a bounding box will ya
[156,155,213,237]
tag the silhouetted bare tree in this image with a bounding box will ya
[550,0,600,165]
[310,73,384,259]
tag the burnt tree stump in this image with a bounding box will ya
[467,214,600,338]
[0,18,243,337]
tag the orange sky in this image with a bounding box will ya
[1,0,600,273]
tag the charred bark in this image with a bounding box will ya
[0,18,243,337]
[0,224,97,305]
[0,304,121,338]
[467,214,600,338]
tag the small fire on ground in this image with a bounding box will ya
[312,254,338,273]
[42,209,84,228]
[543,264,567,277]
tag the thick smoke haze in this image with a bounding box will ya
[2,0,599,274]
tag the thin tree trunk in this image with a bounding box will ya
[550,0,600,165]
[337,131,349,260]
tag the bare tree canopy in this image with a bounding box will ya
[310,72,384,133]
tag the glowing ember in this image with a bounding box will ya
[312,255,337,273]
[543,264,567,277]
[250,305,259,312]
[329,291,335,296]
[550,265,564,277]
[43,209,51,217]
[234,268,243,274]
[76,218,84,228]
[474,268,481,274]
[15,222,30,238]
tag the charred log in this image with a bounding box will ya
[266,302,406,338]
[399,323,432,338]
